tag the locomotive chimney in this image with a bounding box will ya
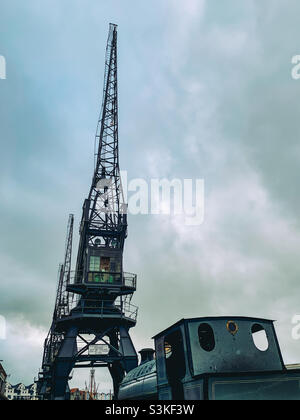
[139,348,155,365]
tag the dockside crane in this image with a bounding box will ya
[37,24,138,400]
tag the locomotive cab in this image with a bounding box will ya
[154,317,300,400]
[118,316,300,400]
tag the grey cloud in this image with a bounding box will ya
[1,0,300,388]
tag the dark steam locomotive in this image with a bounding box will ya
[118,316,300,400]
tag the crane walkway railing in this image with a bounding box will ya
[68,271,137,289]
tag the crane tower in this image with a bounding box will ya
[37,24,138,400]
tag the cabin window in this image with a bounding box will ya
[198,323,215,352]
[100,257,110,272]
[164,341,172,359]
[164,329,186,400]
[89,256,100,272]
[110,257,121,273]
[89,256,111,273]
[251,324,269,352]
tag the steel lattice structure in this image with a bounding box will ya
[37,24,138,400]
[75,23,127,282]
[55,214,74,320]
[37,214,74,398]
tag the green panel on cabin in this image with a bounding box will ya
[94,274,101,283]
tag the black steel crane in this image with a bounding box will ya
[37,24,138,400]
[37,214,74,399]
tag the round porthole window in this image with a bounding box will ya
[226,321,238,335]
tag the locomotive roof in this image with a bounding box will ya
[152,316,275,339]
[121,359,156,385]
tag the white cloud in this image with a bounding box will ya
[167,0,206,20]
[2,317,46,384]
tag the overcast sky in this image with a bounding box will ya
[1,0,300,391]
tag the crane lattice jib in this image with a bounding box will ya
[88,24,127,243]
